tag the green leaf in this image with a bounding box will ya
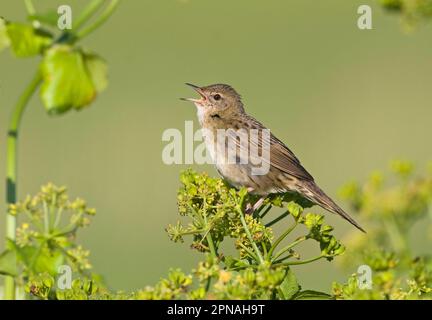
[14,243,65,276]
[34,249,64,276]
[6,23,51,57]
[40,45,108,114]
[85,53,108,92]
[0,249,18,276]
[29,10,59,27]
[293,289,333,300]
[0,18,10,52]
[278,268,300,300]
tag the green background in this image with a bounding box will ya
[0,0,431,292]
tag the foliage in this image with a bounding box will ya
[333,161,432,299]
[11,165,432,300]
[0,1,114,115]
[1,0,120,299]
[0,184,102,297]
[380,0,432,27]
[21,170,345,300]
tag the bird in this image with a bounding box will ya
[181,83,365,232]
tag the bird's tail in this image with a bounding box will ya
[300,181,366,233]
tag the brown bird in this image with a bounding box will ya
[181,83,365,232]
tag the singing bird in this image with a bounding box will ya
[181,83,365,232]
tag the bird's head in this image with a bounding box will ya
[181,83,245,116]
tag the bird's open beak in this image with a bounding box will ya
[180,83,207,104]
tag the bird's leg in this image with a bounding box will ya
[245,196,266,215]
[246,187,255,193]
[245,187,255,214]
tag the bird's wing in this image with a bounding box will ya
[268,134,314,181]
[228,115,314,181]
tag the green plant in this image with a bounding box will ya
[22,170,346,300]
[380,0,432,27]
[333,161,432,299]
[150,169,346,299]
[16,165,432,300]
[0,183,104,299]
[0,0,120,299]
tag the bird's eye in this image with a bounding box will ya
[213,94,221,101]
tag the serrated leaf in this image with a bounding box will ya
[6,23,51,57]
[0,18,10,52]
[40,45,107,115]
[0,249,18,276]
[278,268,300,300]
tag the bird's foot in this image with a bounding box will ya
[244,196,266,215]
[245,203,254,214]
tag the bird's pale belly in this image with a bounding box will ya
[215,162,292,195]
[203,127,296,195]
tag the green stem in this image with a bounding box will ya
[272,236,307,262]
[73,0,105,30]
[4,71,42,300]
[201,197,217,260]
[53,207,63,229]
[237,197,264,264]
[24,0,36,15]
[267,221,297,259]
[42,200,50,234]
[238,242,259,261]
[384,215,408,254]
[75,0,120,40]
[265,210,290,228]
[259,205,272,219]
[205,231,217,260]
[272,253,295,264]
[274,255,324,267]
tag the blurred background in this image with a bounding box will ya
[0,0,431,292]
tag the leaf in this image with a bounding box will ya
[292,289,333,300]
[0,18,10,52]
[29,10,59,27]
[278,268,300,300]
[6,23,51,57]
[34,249,64,276]
[14,243,65,276]
[85,53,108,92]
[0,249,18,276]
[12,244,40,268]
[40,45,107,115]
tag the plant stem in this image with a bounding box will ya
[259,205,272,219]
[42,200,50,234]
[267,221,297,259]
[73,0,105,30]
[272,236,307,262]
[201,197,217,260]
[274,255,324,267]
[265,210,290,228]
[237,200,264,264]
[53,207,63,229]
[238,242,259,261]
[205,231,218,260]
[4,71,42,300]
[75,0,120,40]
[24,0,36,15]
[384,215,408,254]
